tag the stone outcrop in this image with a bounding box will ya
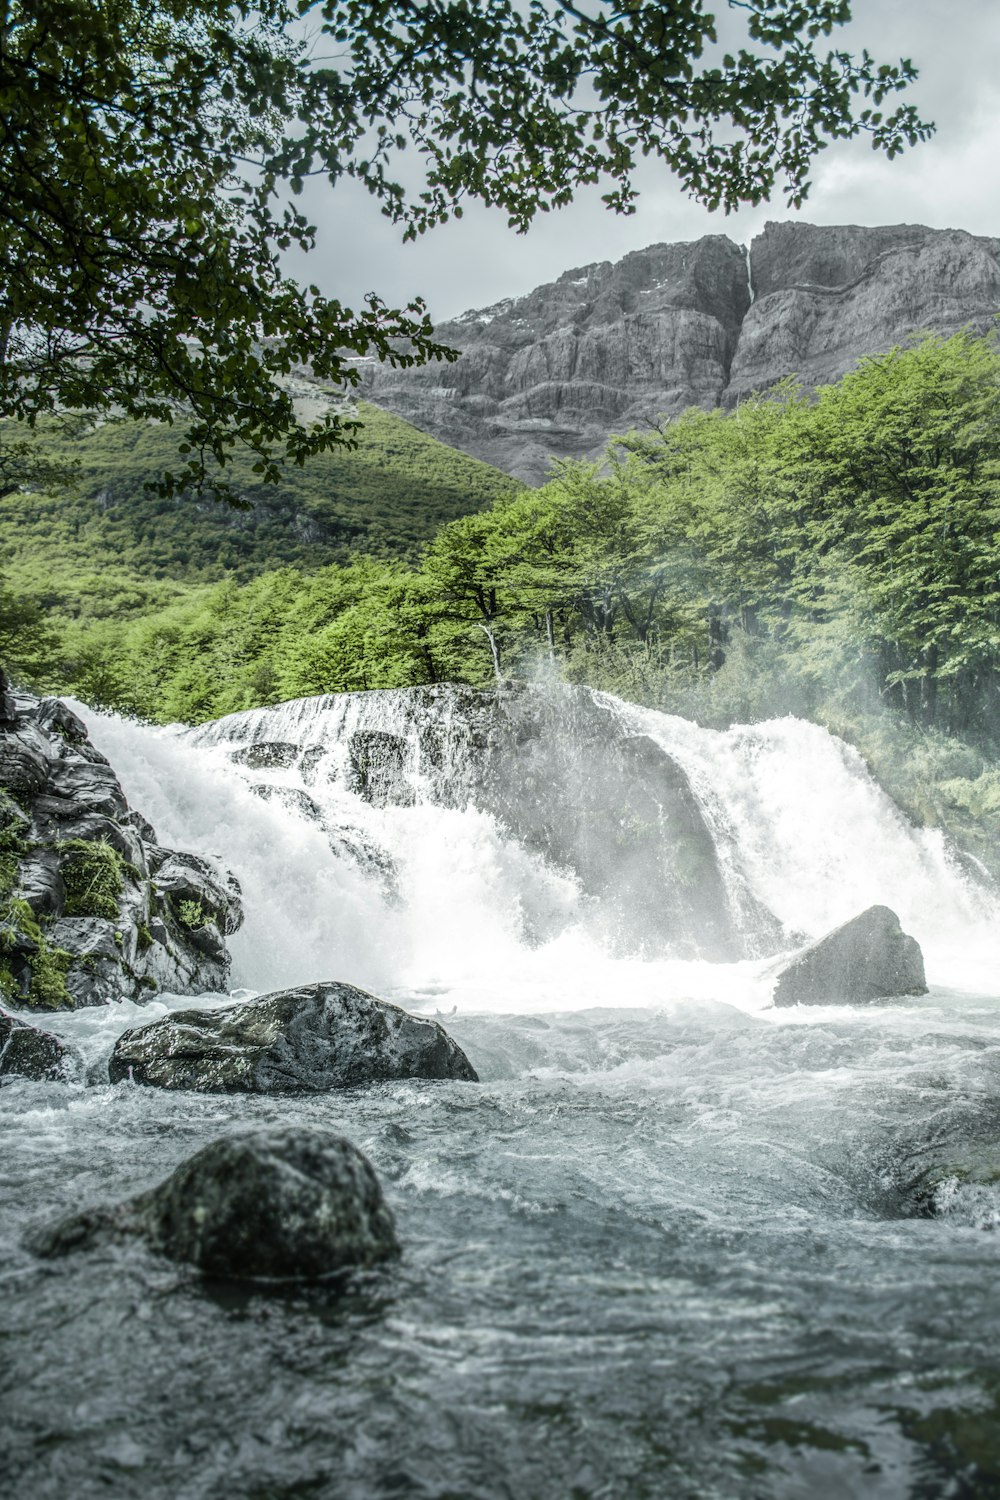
[728,222,1000,404]
[361,222,1000,482]
[0,1007,70,1081]
[30,1127,399,1280]
[0,678,243,1010]
[771,904,927,1007]
[196,681,788,959]
[108,980,479,1091]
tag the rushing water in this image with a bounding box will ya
[4,686,1000,1498]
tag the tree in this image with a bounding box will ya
[774,333,1000,729]
[2,0,930,497]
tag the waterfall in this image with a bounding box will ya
[74,684,999,1010]
[743,241,755,305]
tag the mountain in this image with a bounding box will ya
[362,222,1000,483]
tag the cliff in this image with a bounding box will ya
[0,676,243,1012]
[362,222,1000,483]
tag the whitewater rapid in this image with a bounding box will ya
[9,687,1000,1499]
[70,687,999,1012]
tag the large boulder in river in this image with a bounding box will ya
[108,980,479,1091]
[0,1007,70,1081]
[30,1127,399,1281]
[772,904,927,1007]
[0,682,243,1010]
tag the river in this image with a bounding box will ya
[2,687,1000,1497]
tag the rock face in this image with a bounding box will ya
[364,236,751,483]
[0,1007,70,1081]
[362,222,1000,483]
[729,222,1000,404]
[771,904,928,1007]
[30,1127,399,1280]
[109,980,479,1091]
[0,680,243,1010]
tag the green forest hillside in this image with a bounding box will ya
[2,400,520,614]
[7,333,1000,872]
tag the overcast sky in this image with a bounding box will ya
[287,1,1000,323]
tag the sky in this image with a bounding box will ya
[288,1,1000,324]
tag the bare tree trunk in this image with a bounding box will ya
[477,624,502,682]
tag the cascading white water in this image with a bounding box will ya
[604,696,998,974]
[10,688,1000,1499]
[72,686,999,1010]
[72,687,1000,1014]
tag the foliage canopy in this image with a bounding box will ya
[15,332,1000,745]
[1,0,930,494]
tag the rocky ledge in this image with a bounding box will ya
[30,1127,399,1281]
[0,671,243,1011]
[109,979,479,1091]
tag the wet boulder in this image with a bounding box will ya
[230,740,299,770]
[0,1008,70,1081]
[147,847,244,937]
[0,667,17,727]
[250,783,323,822]
[109,980,479,1092]
[29,1127,399,1281]
[14,846,65,917]
[0,688,243,1010]
[0,725,52,796]
[347,731,413,807]
[34,697,89,743]
[772,904,927,1007]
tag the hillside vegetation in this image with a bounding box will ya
[9,333,1000,869]
[2,399,521,608]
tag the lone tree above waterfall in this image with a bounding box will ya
[1,0,931,499]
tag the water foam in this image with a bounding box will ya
[73,688,999,1012]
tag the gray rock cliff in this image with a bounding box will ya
[362,222,1000,483]
[0,678,243,1011]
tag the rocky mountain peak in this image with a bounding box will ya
[361,221,1000,484]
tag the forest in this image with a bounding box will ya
[8,329,1000,867]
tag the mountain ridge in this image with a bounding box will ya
[362,221,1000,482]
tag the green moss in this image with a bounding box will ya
[0,792,29,860]
[136,921,154,952]
[0,898,74,1010]
[57,838,127,920]
[176,898,206,930]
[28,941,74,1010]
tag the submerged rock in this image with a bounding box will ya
[230,740,299,770]
[30,1127,399,1280]
[191,681,788,959]
[356,683,783,959]
[108,980,479,1092]
[0,1007,69,1081]
[772,904,927,1007]
[0,682,243,1010]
